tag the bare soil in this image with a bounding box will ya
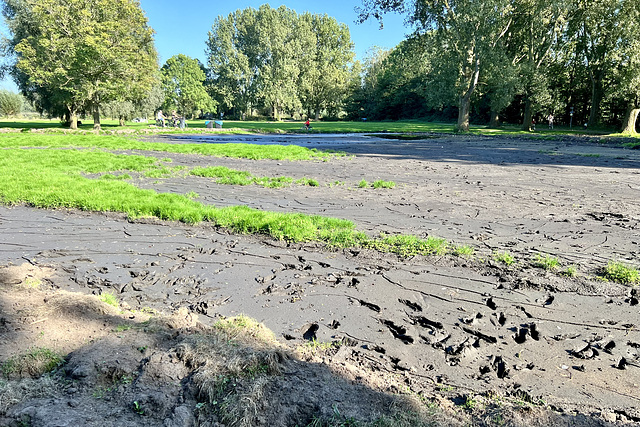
[1,133,640,426]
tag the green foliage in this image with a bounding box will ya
[372,180,396,189]
[162,54,215,118]
[358,179,368,188]
[532,254,560,271]
[602,261,639,285]
[99,291,119,308]
[190,166,319,188]
[206,5,354,119]
[453,245,474,257]
[366,234,448,257]
[0,90,23,117]
[4,0,158,128]
[493,251,515,266]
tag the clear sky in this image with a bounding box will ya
[0,1,412,91]
[140,0,412,65]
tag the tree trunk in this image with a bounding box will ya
[93,106,101,131]
[588,72,604,127]
[621,106,639,134]
[455,54,480,132]
[488,110,500,128]
[522,97,533,131]
[68,106,78,130]
[457,94,472,132]
[315,109,320,120]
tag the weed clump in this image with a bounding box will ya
[602,261,639,285]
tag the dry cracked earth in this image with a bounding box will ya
[1,132,640,426]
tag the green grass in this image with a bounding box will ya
[0,133,340,161]
[0,133,469,260]
[358,179,368,188]
[190,166,319,189]
[532,254,560,271]
[1,348,63,379]
[493,251,515,266]
[2,117,632,140]
[601,261,639,285]
[366,234,448,257]
[453,245,474,257]
[372,180,396,189]
[99,291,119,308]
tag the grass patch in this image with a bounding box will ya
[1,348,63,379]
[493,251,515,266]
[0,133,340,161]
[366,234,448,257]
[372,180,396,189]
[601,261,639,285]
[453,245,474,257]
[190,166,318,189]
[358,179,368,188]
[532,254,560,271]
[560,265,578,277]
[99,291,119,308]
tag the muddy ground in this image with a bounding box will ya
[1,132,640,426]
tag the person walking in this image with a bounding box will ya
[548,114,554,129]
[156,109,165,127]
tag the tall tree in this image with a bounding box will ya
[161,54,214,118]
[358,0,513,131]
[298,13,355,119]
[3,0,157,129]
[509,0,569,131]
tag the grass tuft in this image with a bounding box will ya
[531,254,560,271]
[1,348,63,379]
[601,261,639,285]
[493,251,515,266]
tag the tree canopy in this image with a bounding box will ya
[206,5,355,120]
[161,54,215,119]
[2,0,158,129]
[356,0,640,133]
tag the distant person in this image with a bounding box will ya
[531,118,536,131]
[304,119,311,130]
[171,110,179,127]
[156,109,165,127]
[548,114,554,129]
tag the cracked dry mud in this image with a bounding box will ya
[2,133,640,425]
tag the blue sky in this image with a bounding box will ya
[1,1,412,91]
[140,0,412,64]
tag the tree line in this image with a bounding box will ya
[356,0,640,132]
[1,0,638,133]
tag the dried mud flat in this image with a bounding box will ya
[1,133,640,426]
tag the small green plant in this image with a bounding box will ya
[532,254,560,271]
[296,177,319,186]
[560,265,578,277]
[113,324,132,333]
[462,396,477,410]
[99,291,119,308]
[304,339,339,352]
[185,191,199,199]
[453,245,474,257]
[602,261,639,285]
[372,179,396,189]
[22,277,42,288]
[133,401,144,415]
[358,179,368,188]
[493,251,515,265]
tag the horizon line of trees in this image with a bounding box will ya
[1,1,638,133]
